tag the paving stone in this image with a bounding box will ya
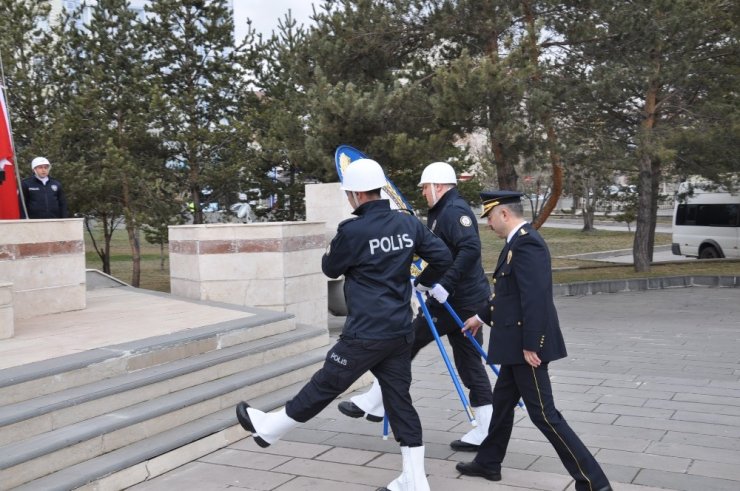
[314,447,380,466]
[272,457,396,488]
[645,441,740,465]
[279,421,337,441]
[593,403,675,419]
[527,455,639,485]
[634,468,740,491]
[596,449,690,472]
[127,461,293,491]
[660,430,740,452]
[229,439,332,459]
[644,398,740,416]
[198,448,292,470]
[274,476,375,490]
[614,415,740,437]
[688,459,740,481]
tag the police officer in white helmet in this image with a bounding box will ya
[20,157,69,219]
[236,158,452,491]
[338,161,495,451]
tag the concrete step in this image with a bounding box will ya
[13,381,308,491]
[0,345,329,488]
[0,308,296,406]
[0,324,328,447]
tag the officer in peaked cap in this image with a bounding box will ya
[479,190,524,218]
[456,189,612,491]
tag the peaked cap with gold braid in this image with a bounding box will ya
[479,190,524,218]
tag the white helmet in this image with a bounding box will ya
[418,161,456,186]
[31,156,51,169]
[341,158,387,192]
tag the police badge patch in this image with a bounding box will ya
[459,215,472,227]
[51,184,58,192]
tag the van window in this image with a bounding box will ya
[675,203,739,227]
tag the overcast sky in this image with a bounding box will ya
[233,0,317,41]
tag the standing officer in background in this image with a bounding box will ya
[236,159,452,491]
[457,190,612,491]
[20,157,68,219]
[338,161,494,451]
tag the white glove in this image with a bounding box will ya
[430,283,449,303]
[414,281,432,293]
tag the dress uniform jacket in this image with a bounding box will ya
[323,199,452,340]
[476,222,566,365]
[20,176,69,219]
[426,188,490,310]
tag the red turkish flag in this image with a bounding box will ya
[0,85,21,219]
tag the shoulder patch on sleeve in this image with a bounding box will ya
[459,215,473,227]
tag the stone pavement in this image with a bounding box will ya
[129,286,740,491]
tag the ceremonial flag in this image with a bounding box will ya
[0,84,20,219]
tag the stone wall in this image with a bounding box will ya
[169,222,328,327]
[0,282,13,339]
[0,219,86,320]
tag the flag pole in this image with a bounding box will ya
[0,50,29,219]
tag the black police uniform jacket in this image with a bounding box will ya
[476,222,567,365]
[322,199,452,340]
[20,175,69,219]
[426,188,490,310]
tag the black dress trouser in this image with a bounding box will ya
[474,363,610,491]
[286,334,423,447]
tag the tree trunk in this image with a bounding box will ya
[581,203,595,231]
[126,223,141,287]
[633,76,661,272]
[522,1,563,230]
[160,242,165,271]
[485,28,518,190]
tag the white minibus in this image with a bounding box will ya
[672,184,740,259]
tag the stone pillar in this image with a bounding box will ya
[305,182,353,316]
[0,282,13,339]
[0,219,86,319]
[169,222,328,327]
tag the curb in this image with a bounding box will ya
[553,275,739,297]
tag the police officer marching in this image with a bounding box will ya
[236,159,452,491]
[456,190,612,491]
[338,161,495,451]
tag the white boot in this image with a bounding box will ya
[385,446,430,491]
[237,403,298,448]
[460,404,493,445]
[350,377,385,419]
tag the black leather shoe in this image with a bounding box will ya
[376,488,390,491]
[338,401,384,422]
[594,486,613,491]
[450,439,480,452]
[456,461,501,481]
[235,401,270,448]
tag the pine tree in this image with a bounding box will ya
[46,0,163,285]
[144,0,253,224]
[0,0,53,164]
[553,0,738,271]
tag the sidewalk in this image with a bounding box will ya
[129,286,740,491]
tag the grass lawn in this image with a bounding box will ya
[85,222,740,293]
